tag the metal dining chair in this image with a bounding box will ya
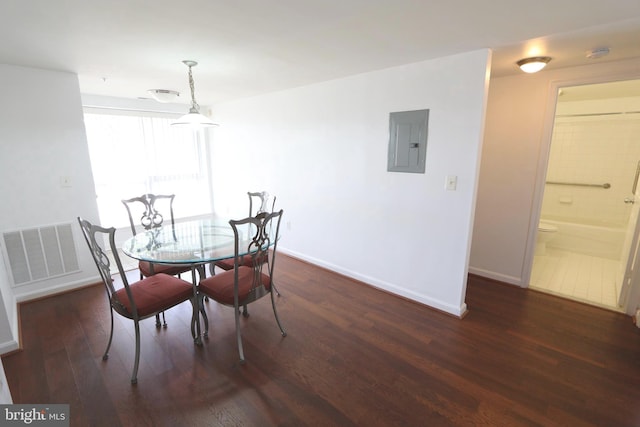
[197,210,286,363]
[78,217,196,384]
[209,191,281,315]
[122,193,192,327]
[210,191,276,274]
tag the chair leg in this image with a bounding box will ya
[103,307,115,361]
[270,290,287,337]
[271,281,281,297]
[234,302,245,364]
[131,320,141,384]
[190,301,196,340]
[188,297,202,346]
[197,294,209,339]
[155,312,168,328]
[242,304,249,317]
[147,274,163,328]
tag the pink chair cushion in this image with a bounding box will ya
[198,266,271,306]
[113,273,193,318]
[139,261,191,277]
[215,253,267,271]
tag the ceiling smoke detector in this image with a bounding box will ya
[586,47,610,59]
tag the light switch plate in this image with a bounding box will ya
[60,176,72,187]
[446,175,457,191]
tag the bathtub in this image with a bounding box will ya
[542,219,626,260]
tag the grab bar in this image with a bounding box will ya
[632,160,640,195]
[545,181,611,189]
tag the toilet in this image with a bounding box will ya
[536,221,558,255]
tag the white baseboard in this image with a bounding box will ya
[467,266,524,287]
[278,247,467,318]
[0,340,18,356]
[14,276,101,303]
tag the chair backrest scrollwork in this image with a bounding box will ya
[122,194,176,236]
[77,217,138,318]
[230,209,283,302]
[248,191,276,216]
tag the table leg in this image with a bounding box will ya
[191,266,202,345]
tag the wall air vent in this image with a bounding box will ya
[2,223,80,287]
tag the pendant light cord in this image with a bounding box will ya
[188,65,200,113]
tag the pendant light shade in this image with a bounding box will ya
[172,107,217,127]
[172,60,218,127]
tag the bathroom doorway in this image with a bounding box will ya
[530,79,640,311]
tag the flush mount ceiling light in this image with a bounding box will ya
[171,60,218,127]
[148,89,180,103]
[516,56,552,73]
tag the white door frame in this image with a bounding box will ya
[522,71,640,315]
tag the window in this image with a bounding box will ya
[83,109,212,228]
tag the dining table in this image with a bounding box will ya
[121,217,257,344]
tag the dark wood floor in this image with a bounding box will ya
[3,254,640,426]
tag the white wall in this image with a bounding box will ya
[470,57,640,286]
[0,262,15,354]
[0,358,11,404]
[0,64,101,353]
[210,50,491,317]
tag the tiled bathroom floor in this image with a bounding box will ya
[530,248,622,311]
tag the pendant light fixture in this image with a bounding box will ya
[516,56,552,73]
[172,60,218,127]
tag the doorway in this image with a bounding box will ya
[530,79,640,311]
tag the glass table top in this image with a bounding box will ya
[122,218,252,264]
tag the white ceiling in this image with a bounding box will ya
[2,0,640,106]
